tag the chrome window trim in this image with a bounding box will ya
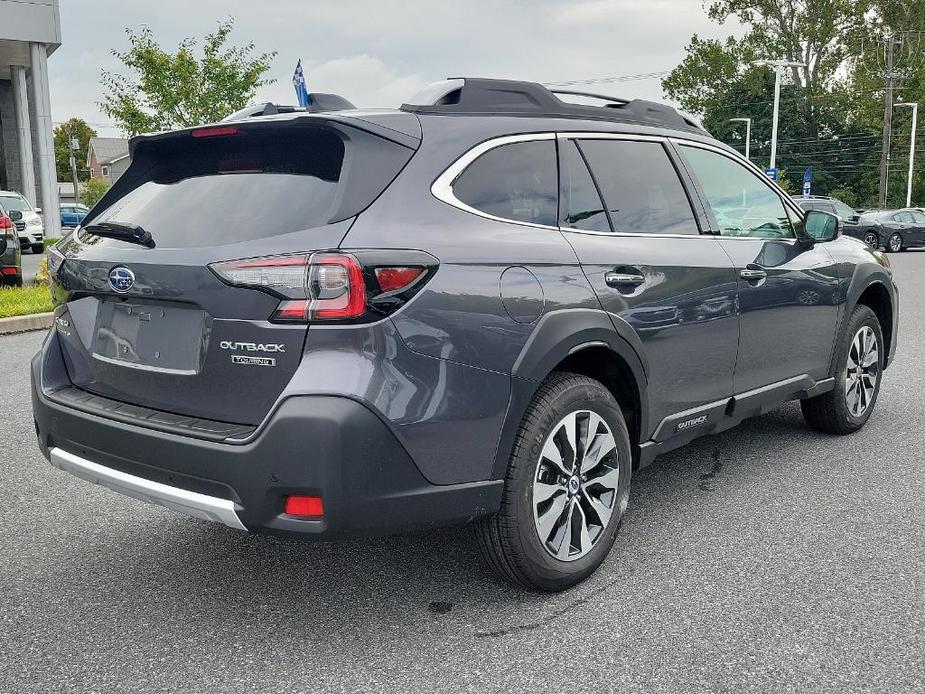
[431,132,560,231]
[431,130,806,241]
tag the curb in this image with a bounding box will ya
[0,312,54,335]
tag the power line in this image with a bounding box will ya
[542,71,671,88]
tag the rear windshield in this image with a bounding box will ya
[83,125,411,249]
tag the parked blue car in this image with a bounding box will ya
[60,203,89,230]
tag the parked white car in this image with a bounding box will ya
[0,190,44,253]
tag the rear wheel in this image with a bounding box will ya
[474,372,632,592]
[801,304,882,434]
[863,231,880,249]
[887,232,903,253]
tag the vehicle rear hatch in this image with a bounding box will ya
[50,114,418,425]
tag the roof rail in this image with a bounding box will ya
[223,93,357,121]
[401,78,707,133]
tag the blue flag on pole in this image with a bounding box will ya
[293,60,310,108]
[802,166,813,196]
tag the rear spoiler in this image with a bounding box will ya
[128,110,422,159]
[222,94,357,121]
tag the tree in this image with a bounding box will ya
[662,1,902,203]
[100,18,276,136]
[80,178,110,208]
[53,118,96,182]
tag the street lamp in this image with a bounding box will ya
[729,117,752,160]
[751,59,806,172]
[895,102,918,208]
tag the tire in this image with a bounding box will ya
[886,232,903,253]
[474,372,632,592]
[801,304,883,434]
[31,244,43,254]
[863,231,880,249]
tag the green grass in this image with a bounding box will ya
[0,284,54,318]
[43,237,62,251]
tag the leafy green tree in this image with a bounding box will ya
[53,118,96,182]
[662,1,913,203]
[101,18,276,136]
[80,178,110,208]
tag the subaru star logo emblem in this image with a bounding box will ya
[108,266,135,293]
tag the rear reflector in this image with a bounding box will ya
[1,267,17,275]
[284,495,324,517]
[375,267,423,293]
[191,125,240,138]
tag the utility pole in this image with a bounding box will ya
[895,102,918,208]
[69,132,80,206]
[729,117,752,160]
[879,34,897,208]
[751,59,806,175]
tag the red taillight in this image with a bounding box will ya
[374,267,423,293]
[191,125,240,138]
[0,215,12,230]
[209,253,366,322]
[309,254,366,319]
[284,495,324,518]
[1,267,18,275]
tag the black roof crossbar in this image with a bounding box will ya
[401,78,706,133]
[223,93,357,121]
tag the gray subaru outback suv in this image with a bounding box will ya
[32,79,898,591]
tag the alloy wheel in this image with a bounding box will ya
[864,232,878,248]
[889,234,902,252]
[532,410,619,562]
[845,326,879,417]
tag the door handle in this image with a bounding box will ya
[739,268,767,281]
[605,271,645,287]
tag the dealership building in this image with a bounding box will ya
[0,0,61,237]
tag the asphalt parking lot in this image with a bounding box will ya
[2,252,923,694]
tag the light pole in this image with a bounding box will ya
[895,102,918,208]
[752,59,806,173]
[729,117,752,160]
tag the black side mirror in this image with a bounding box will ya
[804,210,841,243]
[8,210,22,222]
[850,214,860,222]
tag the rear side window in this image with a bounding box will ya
[576,139,699,235]
[452,140,558,226]
[84,125,412,249]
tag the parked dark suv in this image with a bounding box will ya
[32,79,899,591]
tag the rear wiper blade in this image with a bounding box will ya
[83,221,155,248]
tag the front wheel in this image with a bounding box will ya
[30,243,43,254]
[863,231,880,249]
[474,372,632,592]
[887,232,903,253]
[801,304,883,434]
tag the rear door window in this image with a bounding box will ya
[560,140,611,232]
[576,139,699,235]
[84,125,412,249]
[452,140,558,227]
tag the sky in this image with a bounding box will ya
[49,0,743,137]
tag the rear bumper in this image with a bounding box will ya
[48,447,246,530]
[31,334,502,537]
